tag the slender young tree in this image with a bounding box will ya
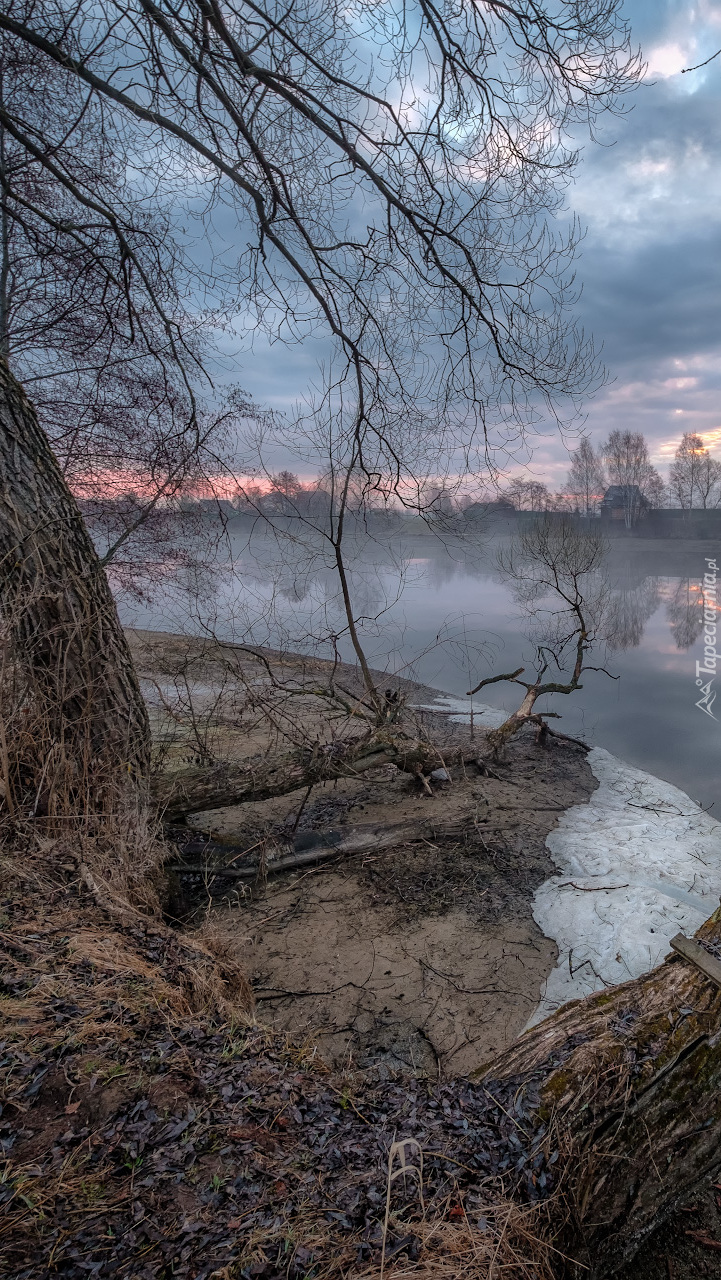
[695,452,721,508]
[566,436,606,515]
[669,433,721,509]
[467,515,614,757]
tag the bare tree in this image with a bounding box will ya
[566,436,606,515]
[0,1,642,491]
[501,478,552,512]
[695,453,721,508]
[643,468,666,508]
[601,429,663,527]
[669,433,721,510]
[468,516,614,758]
[0,26,257,594]
[0,0,641,822]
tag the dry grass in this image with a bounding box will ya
[231,1196,556,1280]
[0,624,569,1279]
[368,1207,557,1279]
[0,829,562,1280]
[0,613,255,1021]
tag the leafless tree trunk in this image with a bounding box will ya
[0,360,150,814]
[468,517,615,759]
[601,430,663,527]
[566,437,606,516]
[485,909,721,1277]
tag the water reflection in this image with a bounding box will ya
[606,577,662,652]
[119,529,720,809]
[666,579,705,651]
[123,526,710,660]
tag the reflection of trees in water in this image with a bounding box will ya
[666,579,704,650]
[604,575,704,652]
[606,577,661,651]
[172,525,706,665]
[219,529,413,655]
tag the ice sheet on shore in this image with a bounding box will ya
[528,747,721,1025]
[417,697,721,1027]
[413,695,507,729]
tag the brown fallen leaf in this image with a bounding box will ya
[685,1230,721,1252]
[65,1101,80,1115]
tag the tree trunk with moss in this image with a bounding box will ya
[483,906,721,1277]
[0,360,150,814]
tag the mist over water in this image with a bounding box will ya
[119,523,720,813]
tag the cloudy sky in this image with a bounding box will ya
[558,0,721,487]
[229,1,721,490]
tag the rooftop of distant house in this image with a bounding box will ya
[601,485,648,506]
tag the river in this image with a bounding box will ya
[118,522,720,813]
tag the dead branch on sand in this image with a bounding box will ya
[468,517,614,763]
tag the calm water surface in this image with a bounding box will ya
[120,528,720,813]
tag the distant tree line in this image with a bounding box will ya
[499,430,721,516]
[180,429,721,522]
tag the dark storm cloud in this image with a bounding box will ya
[574,81,721,368]
[543,1,721,476]
[579,230,721,367]
[227,1,721,484]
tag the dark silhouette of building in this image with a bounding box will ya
[600,485,649,527]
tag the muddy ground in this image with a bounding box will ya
[4,631,720,1278]
[129,629,597,1079]
[190,729,594,1079]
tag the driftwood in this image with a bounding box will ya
[483,904,721,1277]
[154,734,458,821]
[156,716,591,824]
[167,814,472,881]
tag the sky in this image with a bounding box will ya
[223,1,721,491]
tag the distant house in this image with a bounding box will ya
[600,485,649,527]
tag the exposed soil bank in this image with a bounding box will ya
[205,722,595,1077]
[3,631,720,1279]
[128,630,597,1078]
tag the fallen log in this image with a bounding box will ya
[482,903,721,1277]
[166,815,472,881]
[153,734,452,821]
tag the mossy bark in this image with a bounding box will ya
[0,360,150,812]
[484,907,721,1276]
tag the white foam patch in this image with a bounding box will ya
[413,696,507,729]
[528,747,721,1026]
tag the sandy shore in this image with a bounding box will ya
[129,628,597,1077]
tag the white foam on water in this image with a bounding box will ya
[411,698,721,1027]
